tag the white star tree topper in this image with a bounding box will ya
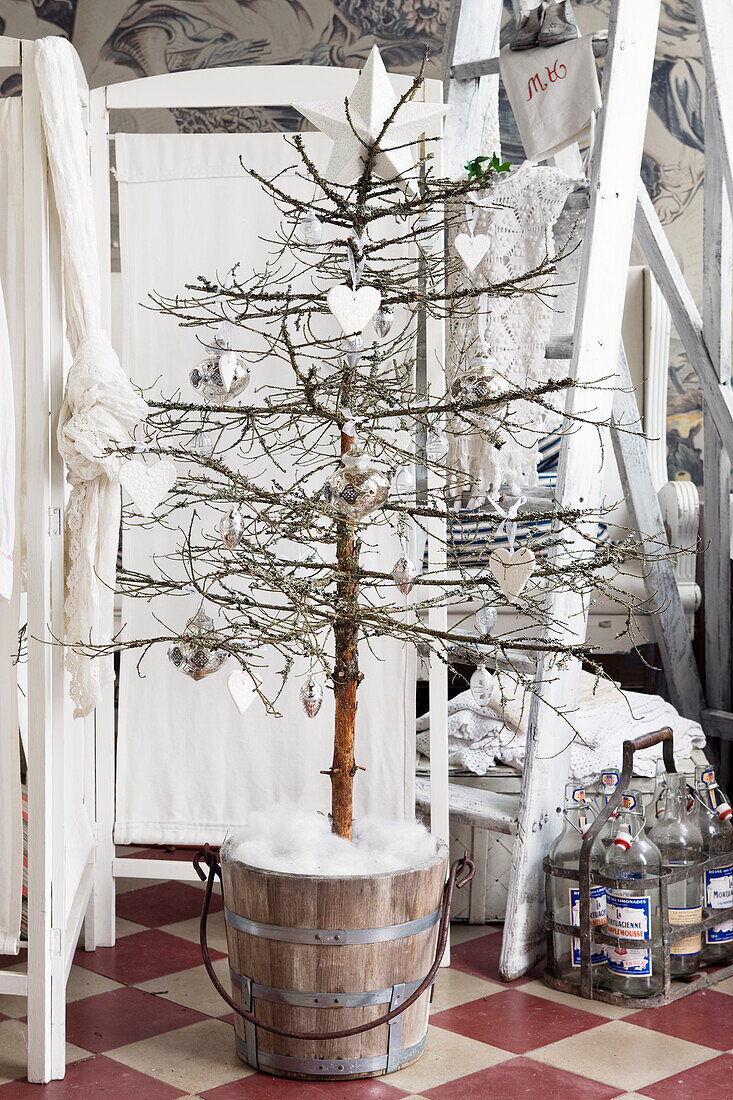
[293,46,451,185]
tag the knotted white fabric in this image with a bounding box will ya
[35,38,147,717]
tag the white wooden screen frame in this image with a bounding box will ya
[88,62,450,933]
[0,36,99,1083]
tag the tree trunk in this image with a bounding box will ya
[330,430,361,840]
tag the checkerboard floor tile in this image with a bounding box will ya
[1,856,732,1097]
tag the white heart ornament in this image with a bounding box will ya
[119,459,177,517]
[218,350,237,392]
[227,669,258,716]
[454,232,491,273]
[489,546,536,601]
[327,284,381,335]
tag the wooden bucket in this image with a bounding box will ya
[204,840,454,1081]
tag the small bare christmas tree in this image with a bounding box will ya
[106,50,635,840]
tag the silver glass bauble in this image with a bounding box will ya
[189,350,250,406]
[373,305,394,339]
[343,333,364,369]
[219,506,244,550]
[167,608,229,681]
[450,355,507,403]
[470,664,496,708]
[297,210,323,246]
[322,446,390,521]
[299,675,323,718]
[425,427,449,458]
[392,556,417,595]
[475,604,498,636]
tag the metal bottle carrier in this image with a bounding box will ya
[544,728,733,1007]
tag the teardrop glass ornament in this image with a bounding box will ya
[391,556,417,595]
[298,210,323,246]
[219,506,244,550]
[299,675,323,718]
[191,429,215,458]
[343,333,364,369]
[470,664,495,708]
[391,465,415,495]
[426,427,448,458]
[373,305,394,339]
[475,605,498,636]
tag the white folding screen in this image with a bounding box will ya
[112,129,418,843]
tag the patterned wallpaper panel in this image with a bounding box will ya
[0,0,714,483]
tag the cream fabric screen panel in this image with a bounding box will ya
[114,132,415,844]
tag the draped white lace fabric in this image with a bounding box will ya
[448,164,581,497]
[35,39,147,717]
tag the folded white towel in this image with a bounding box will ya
[417,672,706,780]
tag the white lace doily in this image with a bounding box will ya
[448,164,582,498]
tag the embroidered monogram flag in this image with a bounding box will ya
[499,35,601,162]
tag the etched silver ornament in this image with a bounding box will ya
[298,210,323,246]
[167,608,229,681]
[470,664,495,708]
[189,350,250,406]
[475,605,498,636]
[299,675,323,718]
[219,506,244,550]
[392,556,417,595]
[373,305,394,339]
[450,355,507,403]
[322,446,390,521]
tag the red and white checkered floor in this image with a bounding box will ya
[1,851,732,1098]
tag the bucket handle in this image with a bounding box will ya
[193,844,475,1042]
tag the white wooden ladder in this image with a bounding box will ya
[438,0,719,979]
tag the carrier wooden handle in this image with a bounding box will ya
[628,726,673,753]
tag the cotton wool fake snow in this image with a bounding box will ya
[222,809,439,875]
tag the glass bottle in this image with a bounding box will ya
[649,772,704,977]
[692,766,733,964]
[602,793,664,998]
[595,770,620,848]
[547,784,606,985]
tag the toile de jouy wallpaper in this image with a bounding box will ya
[0,0,715,484]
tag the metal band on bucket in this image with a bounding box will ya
[234,1031,426,1076]
[229,967,432,1008]
[223,904,441,944]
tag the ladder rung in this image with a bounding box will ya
[415,776,520,835]
[451,30,609,83]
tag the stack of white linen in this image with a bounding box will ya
[416,669,706,780]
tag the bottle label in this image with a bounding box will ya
[569,886,607,966]
[705,865,733,944]
[701,768,716,787]
[669,906,702,956]
[606,891,652,976]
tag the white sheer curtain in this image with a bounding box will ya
[35,37,146,719]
